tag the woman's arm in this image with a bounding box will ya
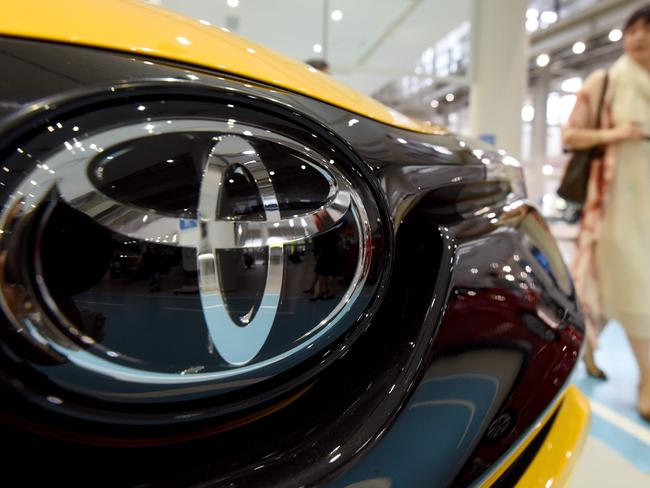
[563,121,645,150]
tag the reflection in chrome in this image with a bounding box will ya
[0,118,372,383]
[197,135,347,364]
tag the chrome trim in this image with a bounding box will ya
[0,118,373,383]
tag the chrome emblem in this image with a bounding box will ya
[0,118,372,383]
[197,136,350,364]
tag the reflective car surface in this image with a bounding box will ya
[0,1,589,487]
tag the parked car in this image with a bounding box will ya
[0,1,588,486]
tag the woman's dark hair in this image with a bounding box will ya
[305,59,330,72]
[624,4,650,32]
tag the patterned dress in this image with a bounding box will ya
[565,55,650,342]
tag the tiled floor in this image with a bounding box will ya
[570,323,650,486]
[550,222,650,486]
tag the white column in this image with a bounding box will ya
[469,0,528,159]
[527,68,551,204]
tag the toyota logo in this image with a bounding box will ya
[0,117,373,382]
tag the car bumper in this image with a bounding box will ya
[481,385,591,487]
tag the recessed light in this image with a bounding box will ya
[609,29,622,42]
[536,53,550,67]
[572,41,586,54]
[540,11,558,24]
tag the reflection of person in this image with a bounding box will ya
[562,5,650,420]
[243,252,254,269]
[141,244,164,292]
[308,231,339,301]
[305,59,330,73]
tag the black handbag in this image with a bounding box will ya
[557,73,609,206]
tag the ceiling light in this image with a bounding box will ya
[445,93,455,102]
[572,41,586,54]
[227,0,239,7]
[540,11,558,24]
[536,54,550,67]
[609,29,622,42]
[313,43,322,53]
[331,10,343,21]
[561,77,582,93]
[542,164,554,175]
[526,8,539,19]
[430,100,439,108]
[521,105,535,122]
[526,19,539,32]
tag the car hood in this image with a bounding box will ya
[0,0,442,134]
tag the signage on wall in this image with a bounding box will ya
[479,134,496,145]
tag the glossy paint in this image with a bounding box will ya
[0,0,442,134]
[516,386,590,488]
[0,38,586,487]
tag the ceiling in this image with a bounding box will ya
[153,0,472,95]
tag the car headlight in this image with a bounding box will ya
[460,136,528,201]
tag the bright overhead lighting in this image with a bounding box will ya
[430,99,439,109]
[542,164,554,175]
[609,29,623,42]
[313,43,322,53]
[561,77,582,93]
[445,93,455,102]
[526,8,539,19]
[572,41,586,54]
[227,0,239,7]
[526,19,539,32]
[331,10,343,21]
[536,53,550,67]
[540,11,558,24]
[521,105,535,122]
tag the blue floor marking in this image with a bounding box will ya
[572,321,650,473]
[590,414,650,472]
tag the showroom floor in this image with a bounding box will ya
[552,223,650,486]
[569,323,650,487]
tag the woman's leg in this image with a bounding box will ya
[627,334,650,419]
[584,341,607,379]
[584,322,607,379]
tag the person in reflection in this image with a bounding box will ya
[141,244,164,292]
[562,5,650,420]
[305,59,330,74]
[243,251,254,269]
[309,230,339,301]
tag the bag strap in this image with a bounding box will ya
[595,72,609,130]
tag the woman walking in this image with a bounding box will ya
[563,5,650,421]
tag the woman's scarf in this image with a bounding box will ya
[571,54,650,347]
